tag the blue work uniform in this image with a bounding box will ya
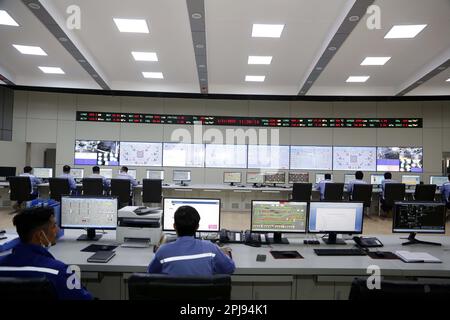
[19,173,42,196]
[116,172,138,187]
[442,181,450,204]
[86,173,110,189]
[148,236,235,276]
[381,179,398,199]
[0,242,93,300]
[347,179,368,195]
[59,173,77,192]
[316,179,332,200]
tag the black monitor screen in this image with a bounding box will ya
[0,166,16,178]
[393,202,446,234]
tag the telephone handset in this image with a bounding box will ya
[244,230,262,247]
[219,229,243,243]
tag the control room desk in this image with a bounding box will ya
[29,230,450,300]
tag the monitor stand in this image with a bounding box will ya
[177,181,188,187]
[322,232,346,245]
[267,232,289,244]
[401,232,441,246]
[229,182,235,186]
[77,228,102,241]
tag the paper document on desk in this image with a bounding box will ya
[395,251,442,263]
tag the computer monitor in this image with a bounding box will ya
[288,172,309,183]
[163,198,220,232]
[344,174,355,184]
[393,201,446,246]
[315,173,333,184]
[33,168,53,179]
[70,168,84,180]
[99,168,113,179]
[0,167,16,180]
[147,170,164,180]
[60,196,118,241]
[251,201,308,244]
[308,202,364,245]
[223,172,242,186]
[246,172,264,186]
[370,174,384,185]
[401,175,420,186]
[429,176,448,188]
[173,170,191,186]
[264,172,286,186]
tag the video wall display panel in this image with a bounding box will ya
[163,143,205,167]
[377,147,423,172]
[333,147,376,171]
[74,140,119,166]
[247,145,290,170]
[290,146,332,170]
[205,144,247,168]
[119,142,162,166]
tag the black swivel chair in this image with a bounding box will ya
[111,179,132,208]
[8,176,36,206]
[82,178,104,196]
[349,278,450,300]
[142,179,162,204]
[0,277,57,300]
[351,184,373,216]
[292,183,312,201]
[128,273,231,300]
[414,184,437,201]
[324,183,344,201]
[48,178,71,202]
[380,183,405,216]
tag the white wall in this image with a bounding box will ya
[0,141,26,171]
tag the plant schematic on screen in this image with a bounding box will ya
[251,201,307,233]
[74,140,120,166]
[119,142,162,166]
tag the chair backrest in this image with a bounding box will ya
[7,176,33,201]
[324,183,344,201]
[82,178,104,196]
[128,273,231,300]
[352,184,373,208]
[48,178,71,202]
[414,184,437,201]
[384,183,406,206]
[349,278,450,300]
[142,179,162,203]
[0,276,57,300]
[292,183,312,201]
[110,179,131,205]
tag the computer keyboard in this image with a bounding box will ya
[314,248,367,256]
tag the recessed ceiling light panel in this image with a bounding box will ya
[113,18,149,33]
[245,75,265,82]
[251,24,284,38]
[13,44,47,55]
[248,56,272,65]
[384,24,427,39]
[38,66,65,74]
[361,57,391,65]
[346,76,370,83]
[0,10,19,26]
[132,51,158,61]
[142,72,163,79]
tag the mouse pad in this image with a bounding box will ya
[367,251,400,260]
[81,244,118,252]
[270,250,303,259]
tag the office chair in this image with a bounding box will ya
[142,179,162,204]
[349,278,450,300]
[82,178,104,196]
[8,176,36,207]
[414,184,437,201]
[48,178,71,202]
[324,183,344,201]
[380,183,405,216]
[0,277,57,300]
[351,184,373,216]
[111,179,132,208]
[292,183,312,201]
[128,273,231,300]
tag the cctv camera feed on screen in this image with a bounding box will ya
[377,147,423,172]
[119,142,162,166]
[74,140,119,166]
[251,201,307,233]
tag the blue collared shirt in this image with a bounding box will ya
[19,173,42,194]
[0,242,93,300]
[116,173,138,187]
[442,181,450,203]
[381,179,398,199]
[59,173,77,191]
[86,173,110,188]
[347,179,368,195]
[148,236,235,276]
[316,179,332,200]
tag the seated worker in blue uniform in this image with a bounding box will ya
[442,174,450,209]
[0,207,93,300]
[116,166,138,188]
[316,173,333,200]
[59,165,77,194]
[380,172,398,200]
[86,165,110,189]
[148,206,235,276]
[13,166,43,211]
[347,171,368,199]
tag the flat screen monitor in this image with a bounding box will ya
[247,145,290,170]
[333,146,376,171]
[288,172,309,183]
[430,176,448,187]
[308,202,364,244]
[315,173,333,184]
[246,172,264,184]
[126,169,137,180]
[0,167,16,179]
[344,174,355,184]
[163,143,205,167]
[393,201,446,245]
[70,168,84,179]
[99,168,113,179]
[33,168,53,179]
[290,146,332,170]
[377,147,423,172]
[251,200,308,244]
[147,170,164,180]
[370,174,384,185]
[264,172,286,185]
[163,198,220,232]
[60,196,118,241]
[205,144,247,168]
[74,140,119,166]
[401,175,420,186]
[173,170,191,183]
[119,142,162,166]
[223,172,242,185]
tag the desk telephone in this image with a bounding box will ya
[219,229,243,243]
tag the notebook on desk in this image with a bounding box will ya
[395,251,442,263]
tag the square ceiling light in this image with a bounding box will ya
[361,57,391,65]
[132,51,158,61]
[0,10,19,26]
[251,24,284,38]
[245,75,265,82]
[346,76,370,83]
[113,18,149,33]
[446,78,450,82]
[384,24,427,39]
[248,56,273,65]
[38,66,65,74]
[142,72,163,79]
[13,44,47,55]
